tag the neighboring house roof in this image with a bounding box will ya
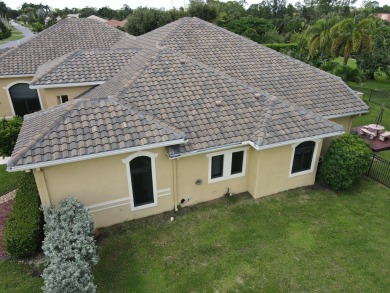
[375,13,390,22]
[106,19,128,28]
[139,17,368,118]
[0,18,129,76]
[8,48,343,169]
[30,48,141,87]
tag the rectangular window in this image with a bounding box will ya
[231,151,244,174]
[211,155,224,179]
[57,95,69,104]
[207,147,248,183]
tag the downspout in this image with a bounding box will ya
[33,168,51,205]
[173,158,178,212]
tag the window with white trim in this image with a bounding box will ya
[207,147,248,183]
[290,141,318,176]
[57,95,69,104]
[122,152,158,211]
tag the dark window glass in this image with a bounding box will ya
[62,95,69,103]
[9,83,41,116]
[211,155,224,179]
[292,141,315,173]
[231,151,244,174]
[130,156,154,207]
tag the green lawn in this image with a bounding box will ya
[377,150,390,161]
[334,56,357,68]
[0,165,23,196]
[0,261,42,292]
[1,180,389,292]
[0,22,24,45]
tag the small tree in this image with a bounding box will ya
[318,134,372,190]
[42,198,98,293]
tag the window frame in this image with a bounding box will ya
[206,147,249,183]
[57,95,69,104]
[289,140,320,177]
[122,151,158,211]
[5,81,43,116]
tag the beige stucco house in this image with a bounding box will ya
[2,18,368,228]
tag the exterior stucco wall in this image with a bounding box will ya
[38,147,175,228]
[322,116,352,154]
[39,86,93,109]
[33,141,324,228]
[0,76,33,118]
[176,147,249,207]
[250,141,323,198]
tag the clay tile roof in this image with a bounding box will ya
[8,96,185,168]
[106,19,128,28]
[0,18,129,76]
[143,17,368,118]
[31,48,141,87]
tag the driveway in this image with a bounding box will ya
[0,21,34,49]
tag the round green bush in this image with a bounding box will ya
[318,134,372,190]
[3,172,42,257]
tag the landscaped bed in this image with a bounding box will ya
[1,179,389,292]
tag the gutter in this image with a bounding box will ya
[29,81,105,89]
[169,131,344,159]
[7,139,186,172]
[324,109,369,120]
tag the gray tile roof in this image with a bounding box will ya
[31,48,140,87]
[0,18,129,76]
[140,17,368,118]
[8,95,185,168]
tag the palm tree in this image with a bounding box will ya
[330,18,376,65]
[306,17,338,58]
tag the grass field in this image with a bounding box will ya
[377,150,390,160]
[1,179,389,292]
[0,23,24,45]
[0,165,23,196]
[350,80,390,130]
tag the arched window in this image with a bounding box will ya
[9,83,41,116]
[291,141,316,174]
[123,152,158,211]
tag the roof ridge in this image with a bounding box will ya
[155,17,189,49]
[252,97,278,147]
[8,100,82,167]
[110,97,186,139]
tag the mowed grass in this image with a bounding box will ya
[1,180,389,292]
[93,180,390,292]
[0,261,42,292]
[0,23,24,45]
[0,165,23,196]
[378,150,390,160]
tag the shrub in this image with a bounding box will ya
[264,43,299,52]
[318,134,372,190]
[332,65,366,84]
[3,172,42,257]
[42,198,98,293]
[0,116,23,157]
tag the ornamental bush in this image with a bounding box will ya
[42,198,98,293]
[3,172,42,257]
[318,134,372,190]
[0,116,23,158]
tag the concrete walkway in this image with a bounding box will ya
[0,157,9,165]
[0,21,34,49]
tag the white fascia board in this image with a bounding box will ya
[29,81,105,89]
[7,139,186,172]
[324,110,369,119]
[253,131,345,151]
[0,74,34,78]
[169,131,344,159]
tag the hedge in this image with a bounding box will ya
[0,116,23,157]
[264,43,299,52]
[3,172,42,257]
